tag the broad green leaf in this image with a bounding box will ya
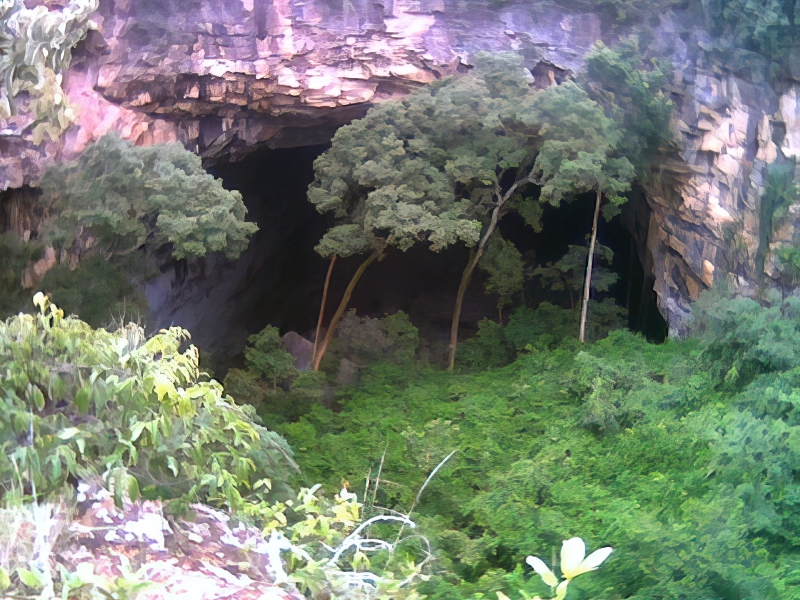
[74,386,91,414]
[17,567,45,590]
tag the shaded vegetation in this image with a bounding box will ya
[261,293,800,600]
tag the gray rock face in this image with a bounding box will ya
[282,331,314,371]
[4,0,800,333]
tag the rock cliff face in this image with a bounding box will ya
[2,0,800,334]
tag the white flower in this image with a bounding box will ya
[525,555,559,588]
[32,292,47,312]
[339,487,358,501]
[555,580,569,600]
[560,537,613,580]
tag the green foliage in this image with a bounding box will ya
[0,232,43,317]
[0,241,149,328]
[0,294,298,514]
[39,256,149,328]
[531,244,618,309]
[244,325,298,390]
[0,0,98,143]
[277,292,800,599]
[692,289,800,385]
[38,134,258,260]
[457,318,516,370]
[505,301,627,352]
[552,0,685,23]
[324,311,420,369]
[307,52,549,261]
[223,367,266,406]
[700,0,799,60]
[583,39,675,172]
[264,485,428,600]
[479,235,525,316]
[528,82,635,208]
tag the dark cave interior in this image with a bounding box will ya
[161,144,667,371]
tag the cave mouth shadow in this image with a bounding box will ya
[498,185,667,343]
[190,147,666,372]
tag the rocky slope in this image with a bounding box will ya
[2,0,800,334]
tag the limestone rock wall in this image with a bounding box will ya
[4,0,800,334]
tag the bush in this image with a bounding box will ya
[457,318,516,370]
[505,300,627,352]
[38,133,258,260]
[322,311,420,371]
[0,233,43,319]
[0,294,297,513]
[244,325,298,391]
[39,256,149,328]
[278,294,800,599]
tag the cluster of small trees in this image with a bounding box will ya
[306,42,672,368]
[10,37,672,371]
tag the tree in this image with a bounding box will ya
[309,60,531,368]
[38,133,258,261]
[529,82,634,341]
[582,39,674,174]
[244,325,298,391]
[532,244,619,309]
[432,53,547,370]
[479,233,525,322]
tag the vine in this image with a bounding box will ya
[0,0,98,144]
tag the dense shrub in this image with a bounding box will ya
[273,290,800,599]
[39,134,258,261]
[0,294,297,512]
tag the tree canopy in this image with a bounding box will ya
[38,134,258,260]
[527,81,635,213]
[532,244,619,308]
[583,39,675,173]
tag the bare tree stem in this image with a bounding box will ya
[579,188,602,343]
[312,255,337,367]
[312,250,380,371]
[448,178,526,370]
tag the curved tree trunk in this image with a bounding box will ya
[448,209,503,370]
[579,188,602,343]
[447,177,529,370]
[312,250,381,371]
[311,254,337,366]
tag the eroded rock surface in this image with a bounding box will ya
[66,482,303,600]
[0,0,602,189]
[4,0,800,333]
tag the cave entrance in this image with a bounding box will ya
[149,146,667,370]
[497,184,667,343]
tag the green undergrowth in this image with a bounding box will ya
[263,295,800,599]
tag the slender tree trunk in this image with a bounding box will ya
[579,188,602,343]
[448,211,501,370]
[447,177,528,370]
[312,255,337,367]
[312,250,381,371]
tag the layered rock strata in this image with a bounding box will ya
[4,0,800,333]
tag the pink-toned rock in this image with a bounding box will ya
[65,482,304,600]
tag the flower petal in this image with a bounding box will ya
[567,546,613,579]
[560,538,586,579]
[526,556,559,588]
[555,579,570,600]
[496,593,510,600]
